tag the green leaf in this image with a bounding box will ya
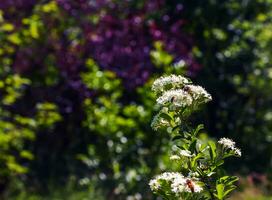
[1,23,14,31]
[226,176,239,185]
[216,184,225,200]
[219,176,229,182]
[215,160,224,167]
[224,185,237,197]
[220,176,238,186]
[184,131,192,139]
[208,141,216,161]
[189,139,197,152]
[7,33,21,45]
[172,135,183,141]
[160,112,173,122]
[172,125,180,132]
[193,124,204,136]
[191,153,204,168]
[20,151,34,160]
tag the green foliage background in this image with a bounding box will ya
[0,0,272,199]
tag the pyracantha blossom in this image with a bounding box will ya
[149,74,240,199]
[149,178,161,191]
[156,172,181,182]
[156,89,193,109]
[218,138,235,149]
[233,148,242,157]
[149,172,182,192]
[172,178,203,194]
[185,85,212,103]
[218,137,242,157]
[170,175,187,193]
[152,75,190,95]
[149,172,203,194]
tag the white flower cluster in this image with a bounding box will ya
[218,137,242,157]
[185,85,212,103]
[149,172,203,195]
[152,75,190,94]
[156,89,193,109]
[218,138,235,149]
[149,74,241,198]
[152,75,212,111]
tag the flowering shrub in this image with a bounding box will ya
[1,0,272,198]
[180,0,272,173]
[0,0,194,194]
[149,75,241,200]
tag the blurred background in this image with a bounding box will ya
[0,0,272,199]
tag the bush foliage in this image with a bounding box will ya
[0,0,272,199]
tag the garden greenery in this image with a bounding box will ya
[1,0,272,198]
[149,75,241,200]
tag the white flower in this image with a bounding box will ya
[149,172,203,195]
[156,172,181,181]
[179,150,194,157]
[185,179,203,193]
[156,89,193,109]
[218,137,235,149]
[234,148,242,157]
[171,175,187,193]
[149,179,160,191]
[185,85,212,103]
[170,155,181,161]
[151,113,170,131]
[218,137,242,157]
[149,172,182,191]
[171,177,203,194]
[170,150,194,161]
[193,184,203,193]
[152,75,190,94]
[188,171,200,178]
